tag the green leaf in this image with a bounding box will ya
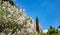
[0,9,3,14]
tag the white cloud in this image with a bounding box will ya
[43,29,48,33]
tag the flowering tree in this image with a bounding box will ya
[0,0,37,35]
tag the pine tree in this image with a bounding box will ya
[36,17,40,33]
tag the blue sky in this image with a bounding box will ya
[13,0,60,30]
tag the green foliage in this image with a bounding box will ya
[39,26,59,35]
[47,26,58,35]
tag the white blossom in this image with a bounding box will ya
[0,1,37,35]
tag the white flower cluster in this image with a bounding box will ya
[0,1,37,35]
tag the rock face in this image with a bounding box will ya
[0,0,42,35]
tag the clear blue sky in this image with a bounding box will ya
[13,0,60,30]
